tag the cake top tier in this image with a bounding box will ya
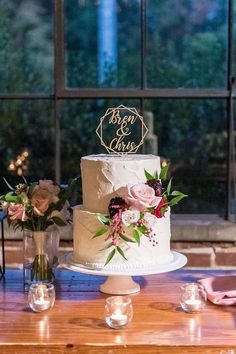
[83,154,158,162]
[81,154,160,214]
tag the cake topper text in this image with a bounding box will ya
[96,105,148,155]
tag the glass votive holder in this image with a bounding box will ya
[28,283,55,313]
[105,296,133,329]
[180,283,206,313]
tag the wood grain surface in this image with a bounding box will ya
[0,268,236,354]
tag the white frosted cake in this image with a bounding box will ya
[73,154,173,269]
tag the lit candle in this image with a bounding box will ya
[110,309,128,327]
[33,298,50,312]
[105,296,133,329]
[28,283,54,313]
[180,283,206,313]
[184,298,202,312]
[33,284,50,312]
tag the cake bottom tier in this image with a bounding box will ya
[73,206,173,270]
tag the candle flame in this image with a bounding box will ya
[114,308,122,316]
[36,285,46,302]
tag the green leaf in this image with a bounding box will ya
[92,227,108,238]
[171,190,188,197]
[166,177,172,195]
[99,242,113,251]
[144,169,154,181]
[160,207,167,217]
[154,170,158,179]
[5,192,20,203]
[119,233,136,243]
[147,206,155,213]
[46,220,54,227]
[105,248,116,266]
[137,225,147,234]
[132,229,141,246]
[96,213,110,225]
[117,246,128,261]
[159,165,169,181]
[168,194,187,207]
[51,216,67,226]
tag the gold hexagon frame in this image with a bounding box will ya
[96,105,148,155]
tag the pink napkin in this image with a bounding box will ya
[199,276,236,305]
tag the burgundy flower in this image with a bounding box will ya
[146,179,163,197]
[108,197,127,217]
[152,197,168,218]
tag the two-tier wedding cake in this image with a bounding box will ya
[73,154,174,270]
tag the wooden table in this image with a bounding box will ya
[1,268,236,354]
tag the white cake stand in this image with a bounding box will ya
[59,251,187,295]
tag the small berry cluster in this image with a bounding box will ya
[106,210,123,246]
[134,219,158,247]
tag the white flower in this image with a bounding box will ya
[0,200,9,213]
[121,209,140,227]
[143,213,158,229]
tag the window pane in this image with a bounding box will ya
[147,0,227,88]
[0,0,53,94]
[143,99,227,213]
[0,100,54,194]
[65,0,140,88]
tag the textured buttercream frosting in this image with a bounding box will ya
[81,154,160,213]
[73,154,173,270]
[73,206,173,269]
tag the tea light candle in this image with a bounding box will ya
[28,283,55,313]
[184,298,202,312]
[180,283,206,313]
[105,296,133,329]
[33,298,50,312]
[110,309,128,327]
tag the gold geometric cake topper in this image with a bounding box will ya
[96,105,148,155]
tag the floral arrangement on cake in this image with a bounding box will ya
[94,165,187,265]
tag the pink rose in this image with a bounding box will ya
[38,180,60,203]
[8,203,28,223]
[120,183,162,212]
[31,180,60,215]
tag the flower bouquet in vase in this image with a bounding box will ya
[23,228,60,284]
[0,178,75,284]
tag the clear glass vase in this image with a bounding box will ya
[23,227,60,285]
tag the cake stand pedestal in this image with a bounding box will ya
[59,251,187,295]
[100,275,140,294]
